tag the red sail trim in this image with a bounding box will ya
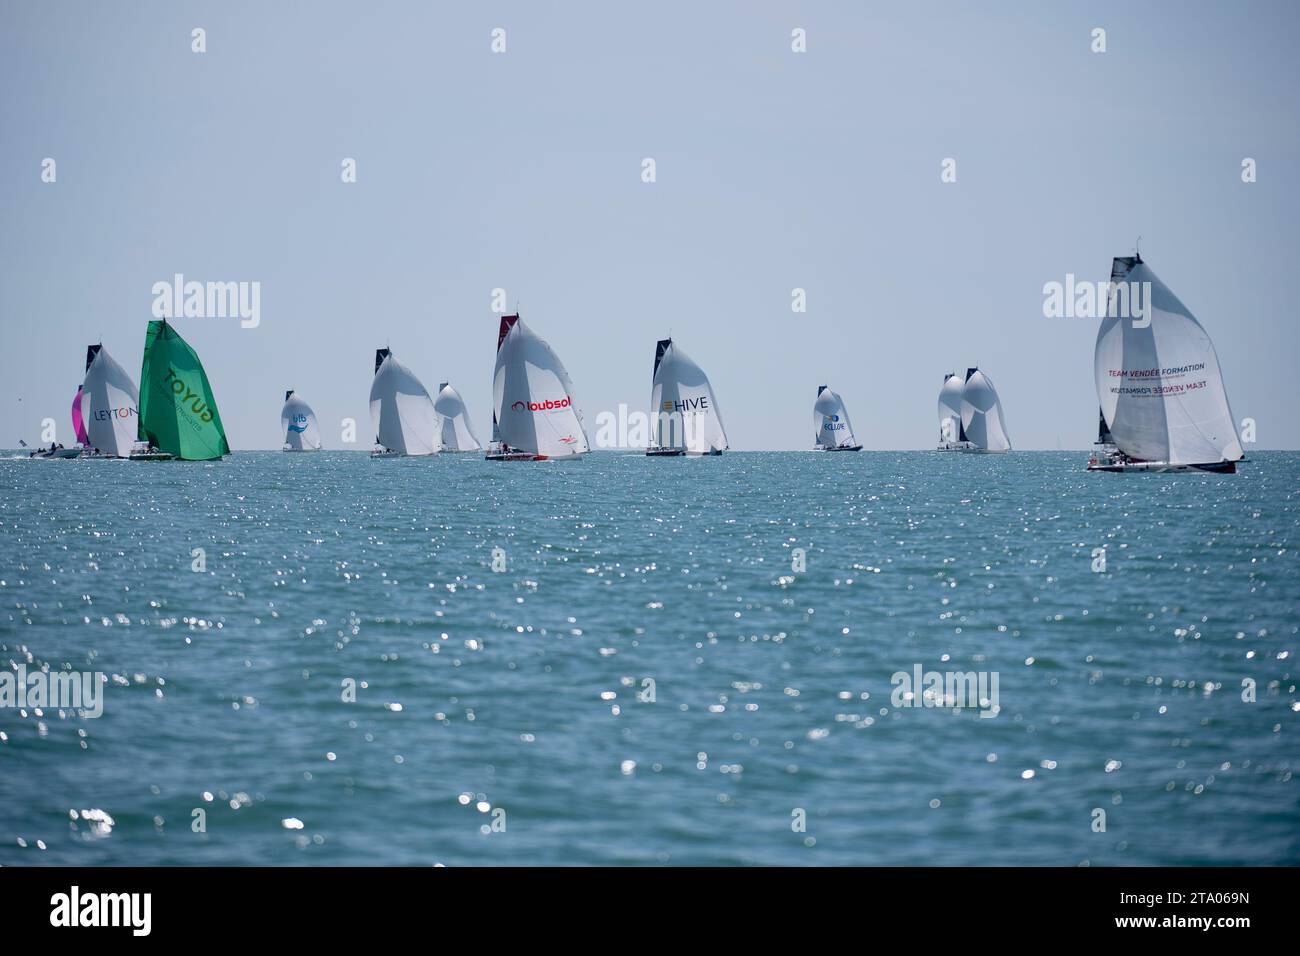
[497,314,520,352]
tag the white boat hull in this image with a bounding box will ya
[1087,457,1237,474]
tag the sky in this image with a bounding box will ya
[2,0,1297,450]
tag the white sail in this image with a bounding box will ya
[814,386,858,448]
[281,391,322,451]
[1095,256,1242,465]
[434,382,482,452]
[648,338,728,453]
[492,317,589,458]
[80,345,140,457]
[937,373,963,445]
[960,368,1011,452]
[369,350,441,456]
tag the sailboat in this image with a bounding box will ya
[813,386,862,451]
[434,383,483,452]
[80,344,150,458]
[1088,252,1244,473]
[25,391,80,455]
[369,349,440,458]
[487,314,588,461]
[281,390,322,451]
[137,320,229,460]
[936,372,969,450]
[959,368,1011,453]
[645,338,728,456]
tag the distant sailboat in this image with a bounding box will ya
[281,390,322,451]
[813,386,862,451]
[936,372,969,450]
[488,314,588,461]
[369,349,440,458]
[959,368,1011,453]
[71,385,88,448]
[81,344,145,458]
[138,320,229,461]
[434,382,482,452]
[1088,253,1243,473]
[645,338,728,456]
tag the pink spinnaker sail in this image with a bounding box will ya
[72,385,88,445]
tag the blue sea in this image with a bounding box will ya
[1,451,1296,866]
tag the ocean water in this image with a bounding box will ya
[1,450,1296,867]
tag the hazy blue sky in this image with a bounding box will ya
[3,1,1297,450]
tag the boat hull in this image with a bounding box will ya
[29,448,80,459]
[818,445,862,452]
[487,451,544,461]
[646,448,723,457]
[1087,458,1237,474]
[486,446,583,461]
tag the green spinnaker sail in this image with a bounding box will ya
[137,320,230,460]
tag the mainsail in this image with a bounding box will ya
[648,338,728,454]
[960,367,1011,452]
[492,315,589,458]
[138,320,230,460]
[71,386,88,445]
[281,390,322,451]
[434,382,482,452]
[1094,255,1242,465]
[938,373,964,444]
[369,349,440,456]
[81,344,140,457]
[814,385,858,449]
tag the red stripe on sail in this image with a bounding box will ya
[496,314,520,351]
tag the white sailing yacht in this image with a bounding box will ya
[281,390,322,451]
[79,344,163,459]
[369,348,441,458]
[936,372,970,450]
[1089,252,1243,473]
[487,315,589,461]
[434,382,483,452]
[959,368,1011,453]
[645,338,728,456]
[813,386,862,451]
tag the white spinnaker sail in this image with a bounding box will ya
[960,368,1011,451]
[1095,257,1242,465]
[369,351,441,456]
[281,392,322,451]
[938,373,963,444]
[492,318,589,458]
[814,386,857,448]
[434,382,482,451]
[649,339,729,453]
[80,346,140,457]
